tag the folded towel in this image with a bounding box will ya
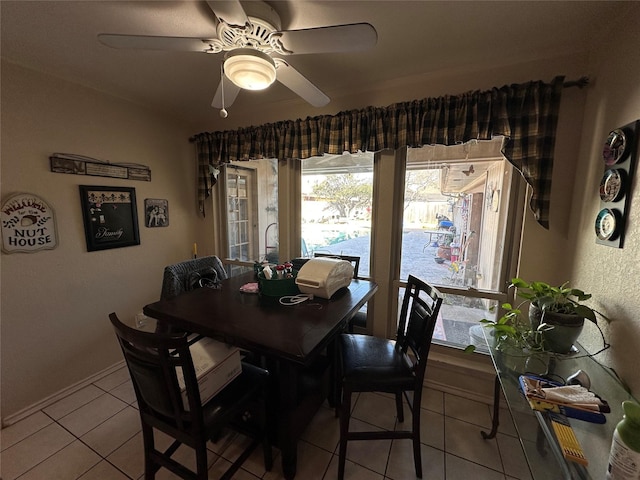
[542,385,604,407]
[521,376,607,411]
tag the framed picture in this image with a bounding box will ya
[79,185,140,251]
[144,198,169,227]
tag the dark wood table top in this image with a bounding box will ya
[144,271,378,365]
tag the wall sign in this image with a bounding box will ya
[1,193,58,253]
[79,185,140,251]
[51,153,151,182]
[595,120,639,248]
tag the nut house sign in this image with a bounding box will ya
[1,193,58,253]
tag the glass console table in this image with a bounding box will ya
[482,332,636,479]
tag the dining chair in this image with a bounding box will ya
[156,255,228,336]
[336,275,442,480]
[313,253,366,331]
[160,255,228,300]
[109,312,272,480]
[159,255,268,366]
[313,252,360,278]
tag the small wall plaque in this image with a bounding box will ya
[1,193,58,253]
[50,153,151,182]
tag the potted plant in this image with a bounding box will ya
[509,278,607,353]
[465,301,555,373]
[465,301,550,354]
[465,278,608,356]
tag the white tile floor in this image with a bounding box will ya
[1,366,533,479]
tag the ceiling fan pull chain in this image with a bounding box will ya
[220,63,228,118]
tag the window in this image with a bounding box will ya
[300,152,374,277]
[399,138,519,348]
[216,139,523,350]
[295,139,520,346]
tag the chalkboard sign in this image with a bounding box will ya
[79,185,140,251]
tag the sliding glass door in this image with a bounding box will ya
[218,159,278,276]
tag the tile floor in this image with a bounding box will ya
[1,366,533,480]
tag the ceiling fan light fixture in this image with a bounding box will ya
[224,49,276,91]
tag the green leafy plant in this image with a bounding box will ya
[464,278,609,354]
[464,301,551,353]
[510,278,602,324]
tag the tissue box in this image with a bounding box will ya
[295,257,354,299]
[176,337,242,409]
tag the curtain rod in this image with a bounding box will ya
[564,76,589,88]
[190,76,588,142]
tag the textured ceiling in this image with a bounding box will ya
[1,1,631,131]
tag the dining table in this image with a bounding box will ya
[143,270,378,479]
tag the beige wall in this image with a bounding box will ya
[5,11,640,421]
[566,5,640,394]
[0,61,209,420]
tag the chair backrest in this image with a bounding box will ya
[160,255,228,300]
[396,275,442,382]
[109,313,204,431]
[313,253,361,278]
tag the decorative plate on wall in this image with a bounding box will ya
[595,208,620,241]
[596,120,639,248]
[603,129,628,166]
[599,168,625,202]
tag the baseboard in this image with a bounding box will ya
[2,360,126,428]
[2,347,499,426]
[424,346,496,405]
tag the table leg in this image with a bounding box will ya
[481,374,501,439]
[278,361,298,480]
[536,420,548,456]
[327,337,338,409]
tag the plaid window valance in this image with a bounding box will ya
[192,76,565,228]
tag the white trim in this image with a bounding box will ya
[2,349,499,426]
[424,348,496,405]
[2,361,126,428]
[424,378,494,405]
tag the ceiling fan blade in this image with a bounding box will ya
[98,34,213,52]
[275,60,329,107]
[275,23,377,55]
[211,77,242,109]
[206,0,249,28]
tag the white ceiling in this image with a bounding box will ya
[1,1,632,132]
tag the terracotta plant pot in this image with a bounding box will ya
[437,246,451,260]
[528,303,584,354]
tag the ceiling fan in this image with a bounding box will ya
[98,1,377,115]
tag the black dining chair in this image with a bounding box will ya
[336,275,442,480]
[313,253,366,332]
[156,255,228,337]
[160,255,228,300]
[109,312,272,480]
[313,253,361,278]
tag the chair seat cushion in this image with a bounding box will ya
[340,334,415,392]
